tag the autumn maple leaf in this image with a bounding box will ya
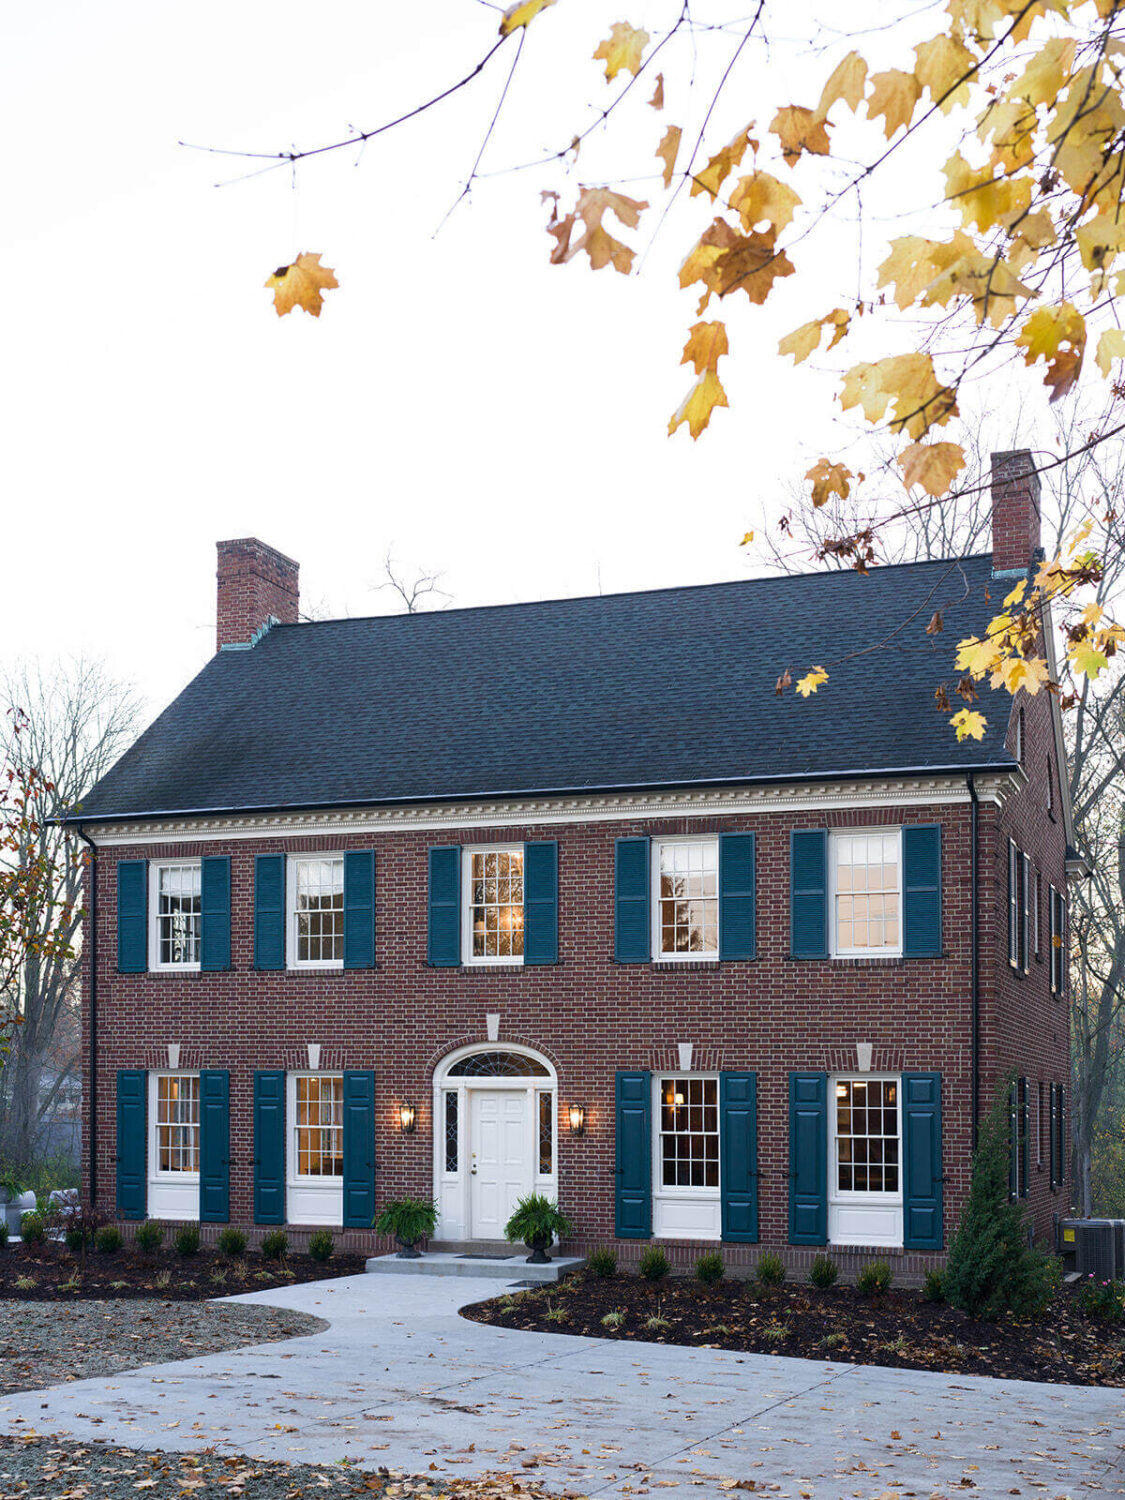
[264,253,339,318]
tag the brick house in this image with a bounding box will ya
[71,451,1078,1275]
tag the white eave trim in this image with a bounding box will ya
[79,773,1018,847]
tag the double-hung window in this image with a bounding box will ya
[1008,841,1030,973]
[652,1075,721,1240]
[289,856,344,968]
[287,1073,344,1225]
[463,846,524,963]
[1049,885,1066,995]
[652,838,718,960]
[148,1071,201,1220]
[150,862,201,970]
[830,831,901,957]
[829,1076,903,1246]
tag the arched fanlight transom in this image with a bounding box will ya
[446,1050,551,1079]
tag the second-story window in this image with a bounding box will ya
[465,846,524,962]
[151,862,201,970]
[290,856,344,967]
[653,838,719,959]
[831,831,901,957]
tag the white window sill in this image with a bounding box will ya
[463,958,524,968]
[652,953,720,964]
[152,964,201,975]
[287,962,345,972]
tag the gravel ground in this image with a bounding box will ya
[0,1300,327,1396]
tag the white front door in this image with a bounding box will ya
[470,1089,531,1239]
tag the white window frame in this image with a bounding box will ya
[149,860,202,972]
[828,829,903,959]
[828,1073,903,1248]
[147,1071,201,1221]
[1009,840,1021,970]
[461,844,525,966]
[286,1072,344,1227]
[651,1073,722,1242]
[1032,867,1041,959]
[650,836,720,963]
[287,854,345,971]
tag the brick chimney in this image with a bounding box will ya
[990,449,1042,576]
[216,538,299,651]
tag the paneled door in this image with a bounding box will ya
[470,1089,531,1239]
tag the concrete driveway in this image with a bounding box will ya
[0,1272,1122,1499]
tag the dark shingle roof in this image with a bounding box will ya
[77,554,1015,821]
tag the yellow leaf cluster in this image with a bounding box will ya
[943,153,1032,232]
[593,21,649,82]
[867,70,921,139]
[897,441,966,496]
[914,35,976,112]
[680,321,728,374]
[839,353,958,439]
[778,308,850,364]
[796,666,829,697]
[1014,301,1086,401]
[264,253,339,318]
[805,459,852,507]
[656,125,682,189]
[816,51,867,119]
[876,232,1035,327]
[1096,328,1125,377]
[769,106,831,167]
[668,369,728,440]
[728,171,802,235]
[678,219,794,313]
[499,0,556,36]
[690,127,755,201]
[548,187,649,275]
[950,709,988,742]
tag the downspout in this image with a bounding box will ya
[75,826,98,1208]
[967,772,980,1152]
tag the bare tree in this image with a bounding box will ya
[373,549,451,614]
[0,660,141,1170]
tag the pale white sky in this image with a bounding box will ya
[2,0,1052,721]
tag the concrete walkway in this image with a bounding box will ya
[0,1273,1122,1499]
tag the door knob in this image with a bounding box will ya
[471,1167,477,1175]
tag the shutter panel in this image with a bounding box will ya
[254,854,286,970]
[719,834,756,961]
[1009,843,1018,968]
[615,838,651,963]
[253,1071,286,1225]
[523,840,559,966]
[902,1072,943,1250]
[343,850,376,969]
[788,1072,827,1244]
[720,1071,759,1243]
[117,861,148,973]
[427,846,461,967]
[1021,853,1031,973]
[1019,1077,1030,1198]
[902,825,942,958]
[1049,1083,1058,1190]
[790,831,828,959]
[342,1070,376,1228]
[199,1070,230,1223]
[1008,1082,1019,1200]
[1057,1084,1066,1189]
[200,857,232,972]
[115,1070,147,1220]
[615,1070,651,1238]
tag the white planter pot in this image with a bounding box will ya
[2,1190,36,1236]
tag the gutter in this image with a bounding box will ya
[74,826,99,1209]
[967,772,980,1152]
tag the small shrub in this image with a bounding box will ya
[308,1229,334,1262]
[218,1228,248,1258]
[923,1268,946,1303]
[174,1223,201,1257]
[14,1274,37,1291]
[210,1268,228,1286]
[639,1245,670,1281]
[601,1309,625,1329]
[875,1334,910,1356]
[762,1323,790,1343]
[695,1251,725,1285]
[504,1193,572,1247]
[95,1225,124,1254]
[155,1269,172,1289]
[59,1276,81,1293]
[544,1300,566,1324]
[756,1251,785,1286]
[823,1330,846,1349]
[587,1247,617,1278]
[110,1280,128,1290]
[1074,1275,1125,1323]
[0,1221,9,1248]
[374,1197,438,1247]
[261,1229,289,1261]
[254,1269,274,1282]
[856,1259,893,1296]
[19,1211,46,1245]
[134,1221,164,1254]
[645,1312,670,1333]
[809,1254,838,1289]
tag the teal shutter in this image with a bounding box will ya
[199,1070,230,1223]
[902,1072,943,1250]
[902,825,942,957]
[343,850,376,969]
[523,840,559,965]
[719,834,756,961]
[615,1070,651,1238]
[788,1072,827,1244]
[720,1071,759,1242]
[614,838,650,963]
[115,1069,147,1219]
[790,831,828,958]
[200,856,231,971]
[254,854,286,970]
[428,846,461,967]
[1008,1081,1019,1200]
[253,1070,286,1224]
[342,1070,376,1227]
[117,860,148,973]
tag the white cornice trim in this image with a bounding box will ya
[81,774,1016,847]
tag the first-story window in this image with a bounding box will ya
[831,831,901,957]
[148,1072,201,1221]
[290,856,344,967]
[151,862,201,969]
[287,1073,344,1226]
[465,846,524,962]
[651,1074,721,1241]
[653,839,718,959]
[828,1076,903,1247]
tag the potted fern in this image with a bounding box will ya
[374,1196,437,1259]
[505,1192,571,1264]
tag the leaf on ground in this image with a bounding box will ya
[769,106,830,166]
[729,170,801,234]
[816,51,867,118]
[594,21,649,81]
[499,0,557,35]
[681,321,729,374]
[805,458,852,507]
[866,70,921,138]
[690,127,756,200]
[264,253,339,318]
[897,441,966,496]
[668,369,728,439]
[656,125,682,189]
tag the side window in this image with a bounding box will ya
[653,839,719,960]
[289,856,344,968]
[830,830,901,957]
[150,862,201,970]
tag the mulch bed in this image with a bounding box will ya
[0,1240,366,1302]
[0,1438,567,1500]
[464,1271,1125,1387]
[0,1301,327,1397]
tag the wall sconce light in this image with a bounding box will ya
[568,1103,586,1136]
[399,1103,416,1134]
